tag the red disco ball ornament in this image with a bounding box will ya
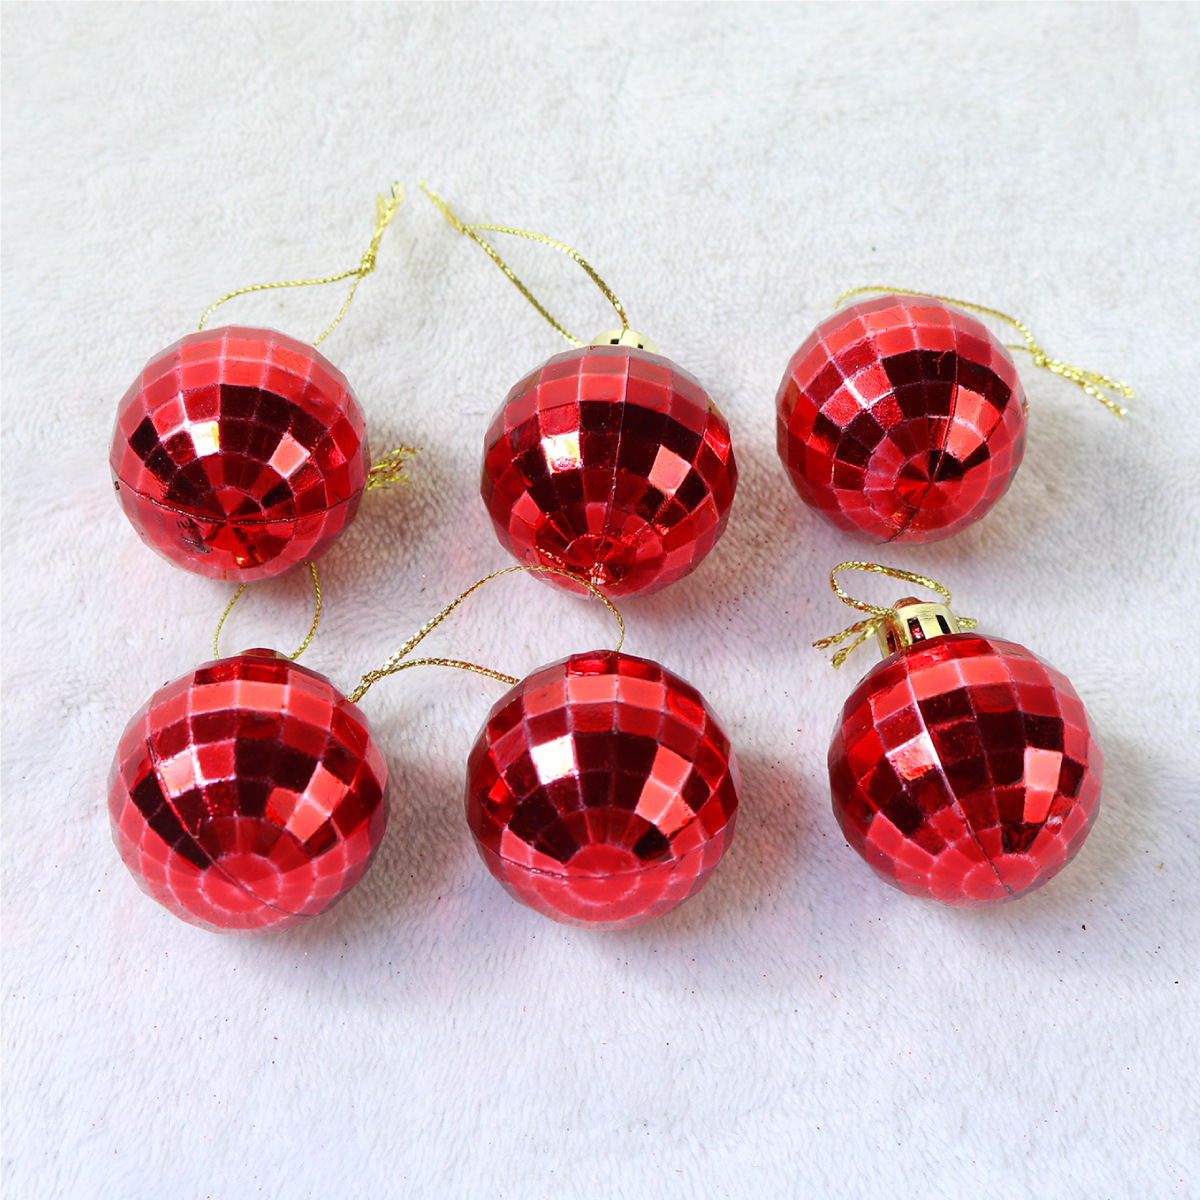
[482,340,737,597]
[828,599,1102,906]
[109,649,387,932]
[466,649,740,927]
[776,295,1026,542]
[111,326,370,581]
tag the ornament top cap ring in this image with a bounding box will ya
[590,328,658,353]
[814,562,978,669]
[877,598,963,658]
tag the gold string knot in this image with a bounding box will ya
[364,444,420,492]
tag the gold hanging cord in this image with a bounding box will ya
[420,183,628,348]
[213,562,323,662]
[813,561,977,669]
[364,444,419,492]
[835,287,1132,419]
[198,183,404,347]
[347,564,626,704]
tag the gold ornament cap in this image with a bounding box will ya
[590,329,658,353]
[814,562,978,670]
[877,596,963,658]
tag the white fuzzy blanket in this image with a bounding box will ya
[3,5,1198,1198]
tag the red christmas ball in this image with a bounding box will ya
[109,649,387,932]
[465,650,740,927]
[111,326,370,581]
[776,295,1026,543]
[482,344,737,597]
[829,628,1102,906]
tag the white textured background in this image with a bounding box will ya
[3,4,1198,1198]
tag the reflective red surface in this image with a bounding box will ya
[829,633,1102,906]
[111,327,370,581]
[466,650,740,927]
[109,650,387,932]
[776,296,1026,542]
[482,345,737,597]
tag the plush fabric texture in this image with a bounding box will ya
[2,6,1198,1199]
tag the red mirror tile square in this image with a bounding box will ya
[829,633,1102,906]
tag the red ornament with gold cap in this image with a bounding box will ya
[465,647,740,927]
[776,290,1131,543]
[818,563,1103,906]
[108,645,388,933]
[349,564,741,928]
[109,186,413,582]
[425,187,737,597]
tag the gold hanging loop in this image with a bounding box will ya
[835,286,1132,419]
[813,561,976,669]
[420,183,629,348]
[198,183,403,346]
[347,564,626,704]
[212,562,323,661]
